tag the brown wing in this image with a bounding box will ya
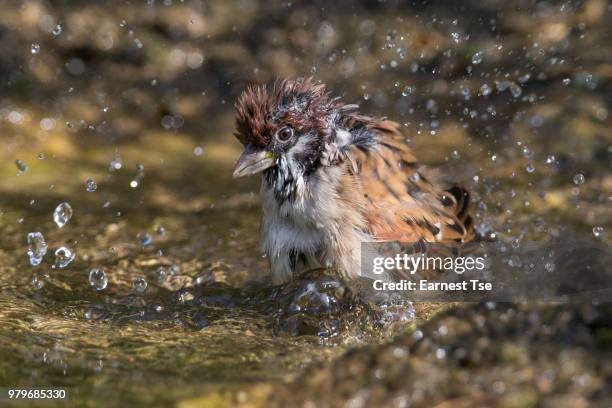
[344,116,473,244]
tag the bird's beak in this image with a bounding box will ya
[232,146,275,178]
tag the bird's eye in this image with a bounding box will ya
[275,126,294,142]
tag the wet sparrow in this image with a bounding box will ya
[233,78,473,284]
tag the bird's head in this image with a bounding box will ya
[232,78,341,180]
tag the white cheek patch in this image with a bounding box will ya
[286,133,315,160]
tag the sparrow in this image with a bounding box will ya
[233,78,473,284]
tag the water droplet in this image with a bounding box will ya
[450,32,460,43]
[27,232,48,266]
[133,277,148,294]
[546,155,557,164]
[31,43,40,54]
[32,275,45,290]
[562,78,571,86]
[471,51,484,64]
[85,178,97,192]
[592,226,604,237]
[109,156,122,171]
[526,163,535,173]
[139,233,153,247]
[155,225,166,235]
[193,146,204,156]
[169,264,181,276]
[15,159,29,173]
[451,150,460,159]
[155,267,167,283]
[38,153,45,160]
[479,83,492,96]
[573,173,585,185]
[495,80,510,92]
[130,180,139,188]
[89,268,108,291]
[53,246,75,268]
[52,24,62,36]
[509,82,522,98]
[53,202,73,228]
[401,85,414,96]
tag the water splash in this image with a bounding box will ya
[53,247,75,268]
[133,278,148,294]
[15,159,29,173]
[89,269,108,291]
[85,179,98,192]
[471,51,484,64]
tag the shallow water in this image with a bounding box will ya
[0,132,341,405]
[0,129,424,406]
[1,115,608,406]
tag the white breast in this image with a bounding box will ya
[260,164,370,284]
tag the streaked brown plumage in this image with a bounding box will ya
[233,77,473,284]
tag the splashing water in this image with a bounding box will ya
[573,173,585,185]
[15,159,29,173]
[155,267,167,283]
[85,179,98,192]
[88,269,108,291]
[471,51,484,64]
[479,83,492,96]
[31,275,45,290]
[139,233,153,247]
[27,232,48,266]
[133,277,148,294]
[401,86,414,96]
[592,226,604,237]
[509,82,522,98]
[53,202,73,228]
[53,246,75,268]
